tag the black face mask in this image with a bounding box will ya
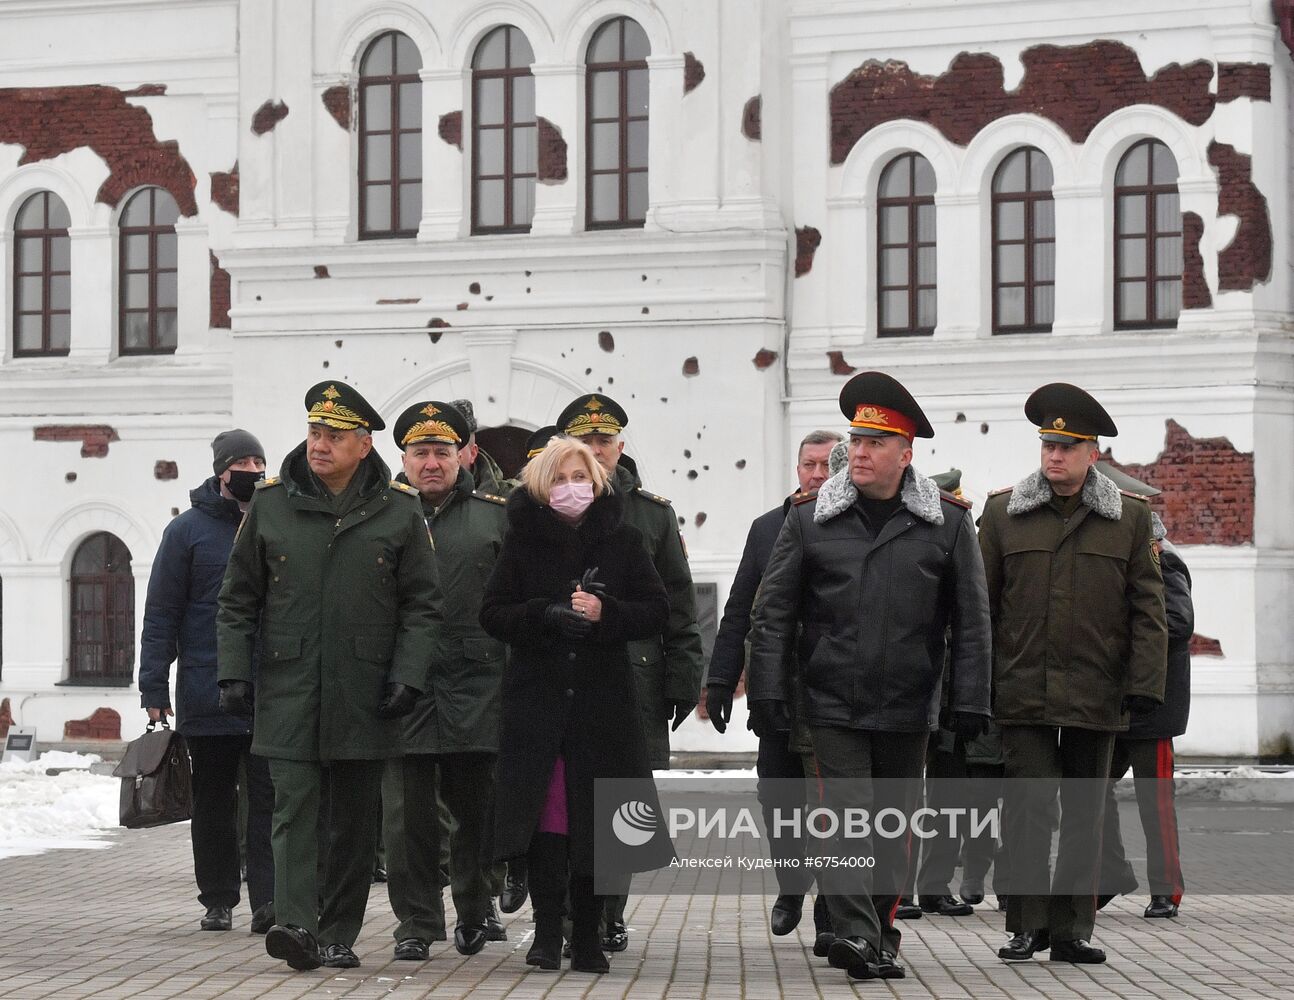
[225,469,264,502]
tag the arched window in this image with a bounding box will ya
[585,17,650,229]
[877,153,936,336]
[992,147,1055,334]
[1114,139,1181,328]
[68,533,134,685]
[359,31,423,238]
[13,191,71,356]
[472,26,536,234]
[119,187,179,355]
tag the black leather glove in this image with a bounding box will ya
[668,699,693,732]
[1122,694,1159,715]
[544,602,592,639]
[376,683,418,719]
[949,711,990,739]
[705,685,734,734]
[218,680,253,718]
[748,700,790,739]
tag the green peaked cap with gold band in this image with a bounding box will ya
[525,425,559,459]
[556,393,629,437]
[392,400,470,450]
[304,380,385,432]
[1025,382,1118,444]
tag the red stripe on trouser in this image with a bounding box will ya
[1156,738,1184,905]
[889,826,913,924]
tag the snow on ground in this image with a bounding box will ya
[0,752,122,859]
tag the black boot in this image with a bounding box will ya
[812,894,835,958]
[525,835,567,971]
[569,874,610,974]
[500,857,529,914]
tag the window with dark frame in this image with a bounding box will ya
[118,187,179,355]
[359,31,423,239]
[1114,138,1182,329]
[67,532,134,686]
[585,17,650,229]
[992,147,1055,334]
[13,191,71,357]
[877,153,936,337]
[472,25,536,234]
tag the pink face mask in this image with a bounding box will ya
[549,481,595,520]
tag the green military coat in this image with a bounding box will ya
[614,457,705,767]
[217,443,443,762]
[978,466,1167,732]
[401,468,509,755]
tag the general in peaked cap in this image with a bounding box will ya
[556,393,628,437]
[1025,383,1117,444]
[392,400,470,450]
[304,381,386,432]
[525,425,559,459]
[838,371,934,440]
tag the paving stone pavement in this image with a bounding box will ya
[1,823,1291,999]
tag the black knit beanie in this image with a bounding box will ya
[211,429,266,475]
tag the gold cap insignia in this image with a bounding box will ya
[323,385,341,401]
[857,405,889,424]
[1053,417,1066,430]
[586,397,603,412]
[421,403,440,418]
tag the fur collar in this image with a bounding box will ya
[505,484,624,546]
[1005,467,1123,521]
[814,465,945,526]
[1151,511,1167,541]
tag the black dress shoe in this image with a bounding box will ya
[998,929,1050,962]
[249,903,275,935]
[813,931,835,958]
[485,900,507,941]
[1144,895,1179,918]
[321,943,360,968]
[265,925,322,971]
[601,920,628,952]
[920,894,974,916]
[770,894,804,936]
[877,949,906,979]
[500,861,528,914]
[454,923,488,956]
[394,938,429,961]
[894,896,923,920]
[1050,938,1106,964]
[200,906,232,931]
[827,937,880,980]
[959,875,985,906]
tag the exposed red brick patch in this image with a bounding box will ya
[322,85,351,130]
[209,251,231,329]
[598,331,615,352]
[210,162,239,216]
[154,461,178,481]
[378,297,421,305]
[469,282,481,295]
[34,425,120,458]
[1189,633,1224,657]
[1181,212,1211,310]
[63,707,121,741]
[753,348,778,369]
[456,301,469,310]
[536,117,568,182]
[123,83,167,98]
[827,351,857,376]
[742,95,761,140]
[795,226,822,277]
[1102,419,1254,545]
[1279,1,1294,59]
[427,317,452,331]
[695,512,707,528]
[0,84,198,215]
[830,41,1215,161]
[251,99,289,136]
[1207,141,1272,291]
[314,265,330,279]
[439,110,463,149]
[0,697,12,739]
[682,357,700,376]
[684,52,706,94]
[1217,62,1271,102]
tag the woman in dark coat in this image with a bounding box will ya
[480,436,672,973]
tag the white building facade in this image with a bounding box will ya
[0,0,1289,758]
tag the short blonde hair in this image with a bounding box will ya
[522,435,610,504]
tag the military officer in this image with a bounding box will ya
[554,393,705,952]
[217,381,443,972]
[451,398,514,495]
[380,400,511,962]
[978,383,1166,965]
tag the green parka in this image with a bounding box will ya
[216,442,443,762]
[978,466,1167,732]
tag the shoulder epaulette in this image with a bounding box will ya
[940,489,972,510]
[635,486,672,507]
[472,490,507,505]
[988,486,1014,497]
[255,476,280,490]
[390,479,419,496]
[1119,488,1151,503]
[792,489,818,506]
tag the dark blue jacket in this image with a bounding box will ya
[1126,538,1192,739]
[139,477,252,736]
